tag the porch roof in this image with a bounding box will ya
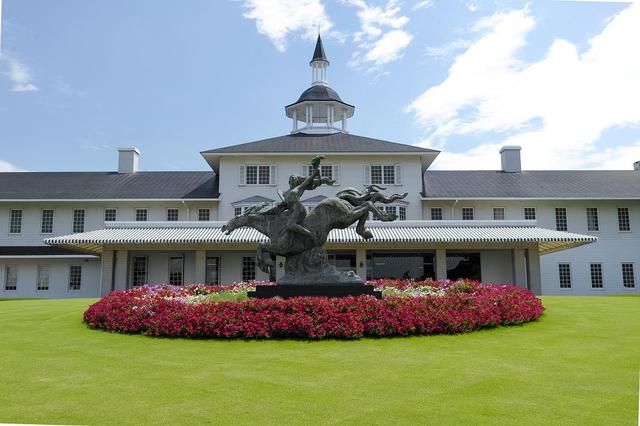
[45,220,597,255]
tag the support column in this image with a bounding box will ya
[436,249,447,280]
[292,110,297,131]
[512,248,527,288]
[113,249,129,291]
[526,247,542,295]
[100,249,114,297]
[356,249,367,280]
[276,256,286,280]
[341,110,346,131]
[195,250,206,284]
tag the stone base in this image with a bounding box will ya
[249,284,382,299]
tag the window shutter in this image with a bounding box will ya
[333,164,340,185]
[394,164,402,185]
[239,164,246,185]
[302,164,309,177]
[270,164,277,185]
[364,164,371,185]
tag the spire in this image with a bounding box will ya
[309,34,329,87]
[310,34,328,65]
[285,33,354,135]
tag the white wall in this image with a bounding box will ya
[480,250,514,284]
[217,154,424,221]
[0,258,101,298]
[423,199,640,295]
[0,201,219,246]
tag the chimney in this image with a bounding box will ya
[634,161,640,171]
[117,147,140,173]
[500,146,521,173]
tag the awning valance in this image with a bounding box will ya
[45,220,597,255]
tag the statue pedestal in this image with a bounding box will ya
[248,284,382,299]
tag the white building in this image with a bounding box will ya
[1,36,638,298]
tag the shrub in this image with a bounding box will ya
[83,280,544,340]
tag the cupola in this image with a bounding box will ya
[285,35,355,134]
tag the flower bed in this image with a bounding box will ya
[83,280,544,340]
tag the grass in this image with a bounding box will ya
[0,297,638,425]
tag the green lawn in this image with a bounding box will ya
[0,297,638,425]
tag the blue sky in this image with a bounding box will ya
[0,0,639,172]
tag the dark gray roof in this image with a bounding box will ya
[232,195,275,204]
[0,246,95,256]
[202,133,438,155]
[423,170,640,198]
[311,34,328,64]
[0,171,219,200]
[290,85,350,106]
[302,195,327,203]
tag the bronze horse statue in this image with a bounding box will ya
[222,156,407,284]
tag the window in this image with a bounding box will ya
[368,165,398,185]
[493,207,505,220]
[555,208,567,231]
[168,256,184,286]
[205,256,220,285]
[234,207,242,216]
[37,265,49,291]
[243,165,274,185]
[372,205,407,221]
[398,206,406,221]
[9,209,22,234]
[135,208,148,222]
[72,209,85,233]
[586,207,599,231]
[132,256,148,287]
[327,253,357,274]
[618,208,631,231]
[104,208,117,222]
[68,265,82,291]
[524,207,536,221]
[622,263,635,288]
[462,207,474,220]
[306,164,338,183]
[198,208,210,221]
[4,265,17,291]
[242,256,256,282]
[558,263,571,289]
[446,252,481,281]
[367,252,435,281]
[167,208,179,221]
[430,207,443,220]
[590,263,603,289]
[41,209,54,234]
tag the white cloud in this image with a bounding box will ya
[81,143,111,152]
[0,159,24,172]
[1,54,38,92]
[242,0,332,52]
[425,39,473,59]
[346,0,413,73]
[414,0,434,10]
[559,0,638,3]
[364,29,412,64]
[407,4,640,170]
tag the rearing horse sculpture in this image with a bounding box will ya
[222,156,407,284]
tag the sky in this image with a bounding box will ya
[0,0,639,172]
